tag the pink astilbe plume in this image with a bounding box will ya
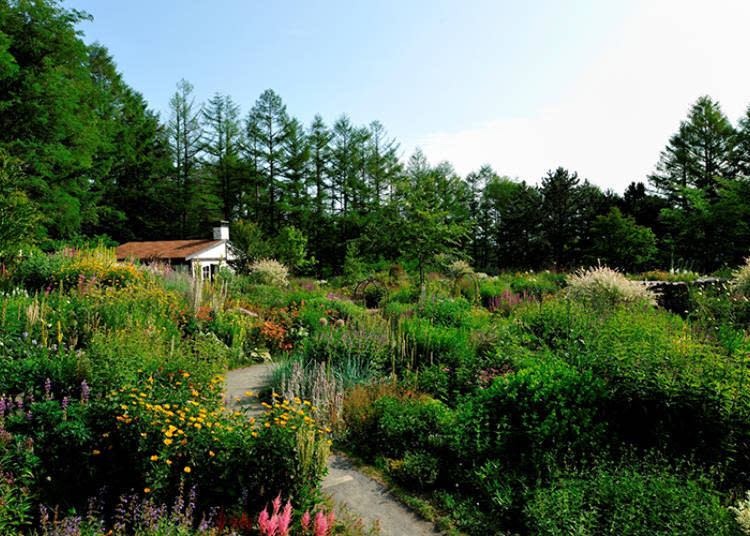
[258,508,269,533]
[313,510,328,536]
[278,500,293,535]
[301,510,311,532]
[272,492,282,516]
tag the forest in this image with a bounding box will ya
[3,1,750,275]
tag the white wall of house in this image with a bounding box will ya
[186,241,236,279]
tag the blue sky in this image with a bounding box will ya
[70,0,750,193]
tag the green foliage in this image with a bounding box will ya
[730,257,750,297]
[526,464,739,536]
[590,207,658,272]
[248,258,289,287]
[273,225,316,274]
[0,151,42,263]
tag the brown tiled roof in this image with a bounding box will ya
[115,240,223,261]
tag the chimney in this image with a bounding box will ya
[213,221,229,240]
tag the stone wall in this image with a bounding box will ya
[638,278,728,315]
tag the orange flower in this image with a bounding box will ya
[183,466,191,473]
[92,449,101,455]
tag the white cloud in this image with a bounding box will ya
[413,0,750,193]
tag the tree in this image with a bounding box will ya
[280,117,311,228]
[167,79,204,237]
[308,115,333,219]
[0,151,41,262]
[650,96,736,206]
[395,150,471,292]
[0,0,102,237]
[273,226,315,274]
[203,93,243,220]
[366,120,400,207]
[84,44,173,241]
[590,207,657,272]
[540,167,584,267]
[247,89,288,232]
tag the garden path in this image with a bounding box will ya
[224,364,443,536]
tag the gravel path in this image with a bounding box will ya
[224,364,443,536]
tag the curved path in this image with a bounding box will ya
[224,364,442,536]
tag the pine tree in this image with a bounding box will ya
[167,79,204,238]
[247,89,288,232]
[650,96,736,206]
[280,116,311,228]
[203,93,242,220]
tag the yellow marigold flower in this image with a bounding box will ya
[251,432,258,437]
[264,422,270,428]
[150,455,158,461]
[209,450,215,457]
[166,459,172,465]
[163,439,173,446]
[245,391,253,396]
[183,466,191,473]
[92,449,101,455]
[144,488,151,493]
[140,432,147,437]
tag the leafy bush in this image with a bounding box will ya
[249,259,289,287]
[526,464,740,536]
[730,491,750,535]
[566,264,657,310]
[412,296,473,328]
[451,356,608,474]
[300,325,392,372]
[730,258,750,297]
[510,271,566,297]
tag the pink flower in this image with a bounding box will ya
[313,511,328,536]
[301,510,311,532]
[272,492,282,516]
[266,515,279,536]
[278,500,292,536]
[258,508,269,533]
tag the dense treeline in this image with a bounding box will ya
[3,0,750,275]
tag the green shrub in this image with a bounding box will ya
[388,450,441,489]
[12,251,63,291]
[300,325,392,372]
[414,296,473,328]
[451,356,608,474]
[248,258,289,287]
[373,395,453,459]
[526,464,740,536]
[510,272,565,297]
[730,258,750,297]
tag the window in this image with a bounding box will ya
[202,264,211,280]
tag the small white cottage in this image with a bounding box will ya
[115,222,236,279]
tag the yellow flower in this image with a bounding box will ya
[209,450,215,457]
[150,455,158,461]
[166,459,172,465]
[245,391,253,396]
[144,488,151,493]
[183,466,191,473]
[163,439,173,446]
[92,449,101,455]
